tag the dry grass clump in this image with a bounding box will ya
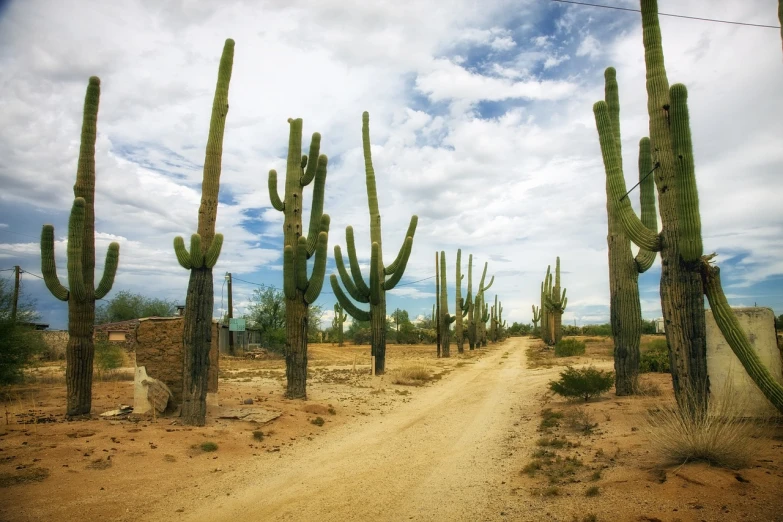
[644,386,770,469]
[392,365,433,386]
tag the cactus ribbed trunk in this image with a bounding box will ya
[285,294,308,398]
[371,300,386,374]
[454,249,465,354]
[641,0,708,412]
[66,298,95,415]
[439,251,452,358]
[181,268,213,425]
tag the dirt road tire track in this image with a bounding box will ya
[165,338,556,521]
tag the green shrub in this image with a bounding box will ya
[0,321,46,385]
[548,366,614,401]
[311,416,325,426]
[94,339,125,376]
[554,338,586,357]
[199,441,218,452]
[640,339,670,373]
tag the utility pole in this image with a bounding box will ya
[435,252,441,358]
[11,266,20,323]
[226,272,234,355]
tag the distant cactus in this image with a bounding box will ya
[172,39,234,425]
[330,112,417,374]
[268,116,330,399]
[40,76,120,417]
[454,249,471,353]
[532,305,541,336]
[333,303,347,347]
[468,260,493,349]
[439,251,456,357]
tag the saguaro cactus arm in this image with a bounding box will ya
[40,225,70,301]
[702,261,783,413]
[268,170,285,211]
[334,244,369,303]
[304,226,330,304]
[66,198,87,303]
[594,101,662,253]
[670,84,703,262]
[94,242,120,300]
[635,137,658,273]
[346,226,371,296]
[383,236,413,291]
[304,156,328,257]
[330,274,371,321]
[385,216,418,275]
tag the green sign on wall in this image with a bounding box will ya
[229,318,246,332]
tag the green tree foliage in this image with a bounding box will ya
[307,304,325,342]
[94,290,177,324]
[246,287,286,351]
[640,339,671,373]
[0,277,46,385]
[548,366,614,401]
[554,338,586,357]
[391,308,418,344]
[507,322,532,336]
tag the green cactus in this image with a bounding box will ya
[549,257,567,344]
[541,266,554,345]
[465,254,475,350]
[268,117,330,399]
[40,76,120,417]
[333,303,347,347]
[594,0,783,415]
[330,112,417,374]
[454,249,471,354]
[598,67,659,396]
[171,39,233,425]
[468,260,493,349]
[532,305,541,336]
[439,251,457,357]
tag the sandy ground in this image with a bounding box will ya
[1,337,781,522]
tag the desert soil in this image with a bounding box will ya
[1,336,781,522]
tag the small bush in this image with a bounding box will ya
[311,416,325,427]
[392,366,432,386]
[554,338,586,357]
[252,430,264,441]
[644,387,767,469]
[199,441,218,452]
[639,339,670,373]
[565,407,598,435]
[94,340,125,376]
[585,486,600,497]
[539,408,563,431]
[548,366,614,401]
[0,321,47,384]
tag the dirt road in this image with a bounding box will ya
[170,338,550,521]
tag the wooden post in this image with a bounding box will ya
[435,252,441,358]
[11,266,20,323]
[226,272,234,355]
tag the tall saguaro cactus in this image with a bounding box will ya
[439,251,456,357]
[598,67,659,396]
[173,39,233,425]
[268,117,330,399]
[330,112,417,375]
[454,249,470,354]
[40,76,120,417]
[333,303,347,347]
[593,0,783,415]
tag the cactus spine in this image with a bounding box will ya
[330,112,417,374]
[172,39,233,425]
[454,249,470,354]
[333,303,347,347]
[594,0,783,415]
[40,76,120,416]
[598,67,659,396]
[439,251,456,357]
[268,116,330,399]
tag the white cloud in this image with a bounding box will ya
[0,0,780,331]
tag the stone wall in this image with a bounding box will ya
[135,317,219,406]
[94,319,139,351]
[706,307,783,417]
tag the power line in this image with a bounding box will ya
[19,269,44,280]
[550,0,781,29]
[394,275,436,287]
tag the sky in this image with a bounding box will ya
[0,0,781,331]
